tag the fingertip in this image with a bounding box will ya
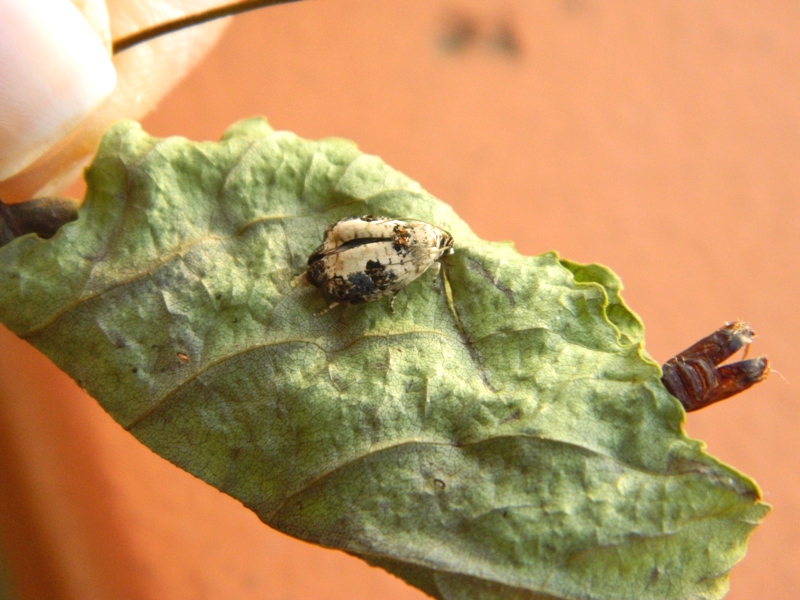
[0,0,116,181]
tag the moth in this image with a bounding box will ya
[306,215,454,312]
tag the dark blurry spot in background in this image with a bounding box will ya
[438,9,522,59]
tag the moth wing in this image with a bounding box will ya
[324,216,398,244]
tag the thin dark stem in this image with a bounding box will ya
[112,0,302,55]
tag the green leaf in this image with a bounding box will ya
[0,120,768,600]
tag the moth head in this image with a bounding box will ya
[437,230,455,257]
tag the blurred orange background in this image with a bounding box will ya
[1,1,798,598]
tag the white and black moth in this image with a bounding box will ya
[306,215,454,311]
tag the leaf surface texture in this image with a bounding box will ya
[0,120,768,600]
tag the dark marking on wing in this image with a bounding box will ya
[307,237,388,265]
[365,259,398,291]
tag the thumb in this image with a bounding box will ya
[0,0,229,203]
[0,0,116,183]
